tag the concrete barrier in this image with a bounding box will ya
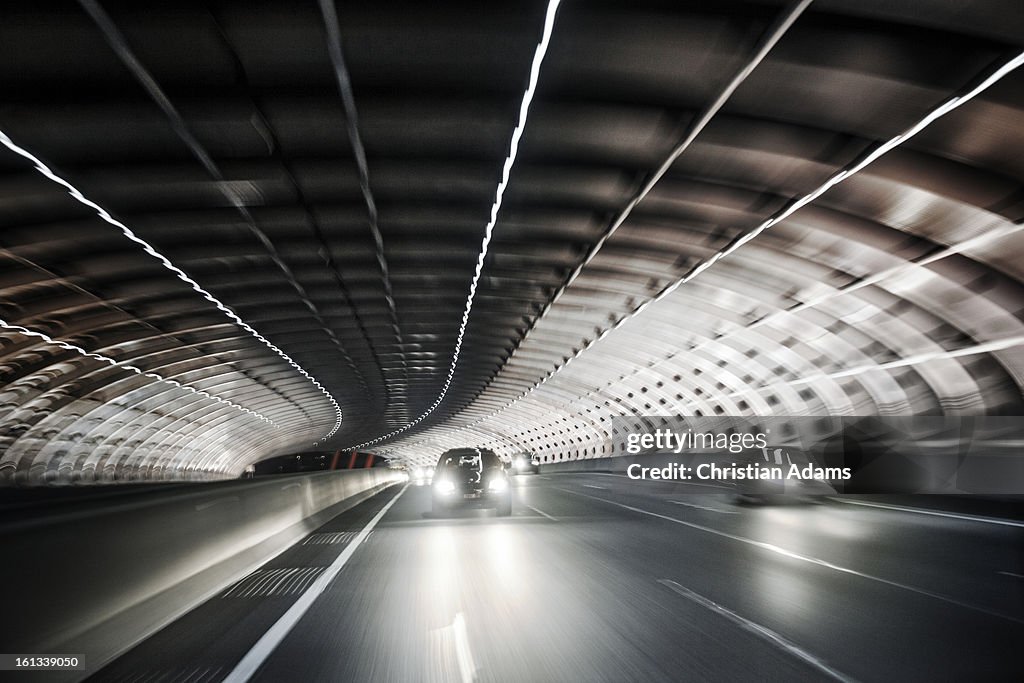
[0,469,402,680]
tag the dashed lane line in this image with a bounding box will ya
[659,579,856,683]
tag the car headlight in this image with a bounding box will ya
[435,479,455,495]
[488,477,508,492]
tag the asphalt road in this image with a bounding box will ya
[92,473,1024,682]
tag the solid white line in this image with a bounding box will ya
[558,487,1024,625]
[581,484,607,490]
[526,504,558,521]
[658,579,856,682]
[832,499,1024,528]
[223,484,408,682]
[998,571,1024,579]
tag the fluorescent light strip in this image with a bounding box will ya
[404,1,815,458]
[524,0,814,338]
[388,49,1024,449]
[80,0,367,424]
[0,130,343,441]
[344,0,563,450]
[793,335,1024,383]
[0,319,278,426]
[706,224,1024,351]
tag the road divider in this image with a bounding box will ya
[0,469,403,682]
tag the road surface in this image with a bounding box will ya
[92,473,1024,682]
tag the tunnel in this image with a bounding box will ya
[0,1,1022,681]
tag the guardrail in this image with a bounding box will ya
[0,469,403,680]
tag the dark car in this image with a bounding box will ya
[432,448,512,516]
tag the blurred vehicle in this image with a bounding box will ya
[510,452,540,475]
[409,466,433,486]
[432,448,512,516]
[733,472,834,505]
[733,445,839,505]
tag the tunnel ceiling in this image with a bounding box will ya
[1,0,1023,481]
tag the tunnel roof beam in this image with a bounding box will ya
[342,0,565,450]
[318,0,409,406]
[75,0,350,441]
[478,0,815,412]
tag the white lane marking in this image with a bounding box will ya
[303,531,359,546]
[998,571,1024,579]
[223,484,408,682]
[669,500,737,514]
[558,487,1024,625]
[581,484,607,490]
[248,568,289,598]
[832,499,1024,528]
[195,496,239,512]
[452,612,477,683]
[280,483,302,491]
[658,579,856,683]
[537,476,551,480]
[526,504,558,521]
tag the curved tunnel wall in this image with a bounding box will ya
[1,1,1023,482]
[0,319,333,484]
[381,152,1024,465]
